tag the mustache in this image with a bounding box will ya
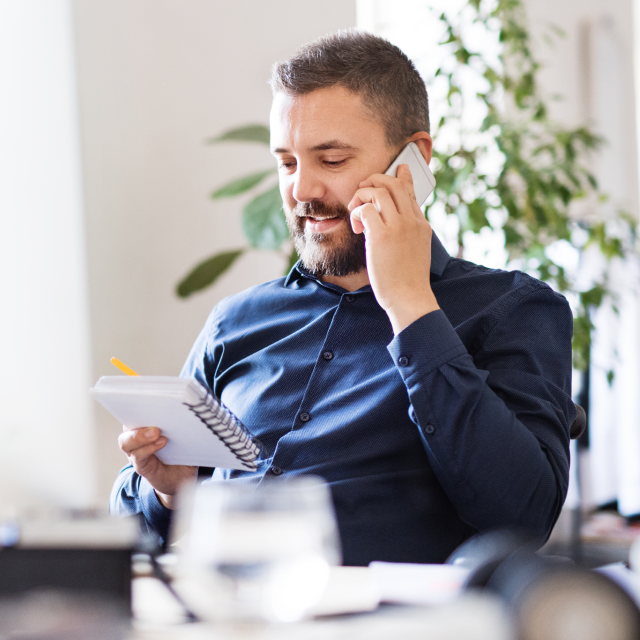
[293,201,350,220]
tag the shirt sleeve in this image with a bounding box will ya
[387,287,575,542]
[109,465,173,548]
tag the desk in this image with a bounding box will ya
[130,574,512,640]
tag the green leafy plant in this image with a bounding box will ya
[176,0,637,374]
[175,124,294,297]
[428,0,636,372]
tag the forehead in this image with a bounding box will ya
[269,86,386,151]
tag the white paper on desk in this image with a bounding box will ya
[90,376,257,470]
[308,566,380,617]
[369,562,471,605]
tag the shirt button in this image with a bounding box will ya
[322,350,334,361]
[299,412,311,422]
[424,424,435,435]
[398,356,409,367]
[345,295,355,303]
[270,466,283,476]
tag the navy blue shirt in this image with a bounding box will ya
[111,234,574,565]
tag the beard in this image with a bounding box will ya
[285,201,366,277]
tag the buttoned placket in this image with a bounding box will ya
[263,291,365,476]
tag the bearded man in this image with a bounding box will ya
[112,31,574,566]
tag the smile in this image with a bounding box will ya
[305,216,342,233]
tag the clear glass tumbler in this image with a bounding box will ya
[179,476,341,624]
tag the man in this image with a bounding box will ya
[112,31,574,566]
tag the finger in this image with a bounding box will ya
[127,437,167,469]
[357,172,416,217]
[350,203,386,235]
[126,437,167,461]
[397,165,427,221]
[118,427,161,453]
[396,165,419,207]
[119,427,162,455]
[348,187,398,224]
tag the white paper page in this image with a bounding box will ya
[90,377,256,470]
[369,561,470,605]
[308,566,380,617]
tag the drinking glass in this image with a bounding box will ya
[178,476,341,624]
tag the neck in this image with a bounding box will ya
[320,268,370,292]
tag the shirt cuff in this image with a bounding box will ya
[139,477,172,533]
[387,309,467,384]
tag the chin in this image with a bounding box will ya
[296,233,366,278]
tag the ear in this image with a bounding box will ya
[408,132,433,164]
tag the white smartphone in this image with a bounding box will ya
[385,141,436,207]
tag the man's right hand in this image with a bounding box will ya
[118,427,197,509]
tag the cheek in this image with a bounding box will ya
[336,162,378,201]
[279,179,296,212]
[325,174,362,208]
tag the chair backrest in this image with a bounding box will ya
[570,404,586,440]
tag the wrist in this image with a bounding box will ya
[387,294,439,335]
[155,490,176,510]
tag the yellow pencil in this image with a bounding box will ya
[110,357,139,376]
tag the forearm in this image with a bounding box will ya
[389,309,573,541]
[109,465,173,547]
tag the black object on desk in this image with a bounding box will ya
[448,530,640,640]
[0,547,132,614]
[0,512,140,617]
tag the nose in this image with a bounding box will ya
[292,163,325,203]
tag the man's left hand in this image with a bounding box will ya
[349,164,439,335]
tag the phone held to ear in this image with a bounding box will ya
[384,142,436,207]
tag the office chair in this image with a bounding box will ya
[570,404,587,440]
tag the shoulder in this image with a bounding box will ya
[437,257,572,351]
[183,276,292,375]
[441,256,568,309]
[213,275,292,319]
[202,275,303,342]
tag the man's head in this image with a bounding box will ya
[269,31,431,278]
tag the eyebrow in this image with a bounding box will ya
[272,140,359,154]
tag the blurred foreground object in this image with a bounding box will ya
[175,477,340,624]
[0,590,128,640]
[449,531,640,640]
[0,509,138,616]
[490,551,640,640]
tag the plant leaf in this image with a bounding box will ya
[211,169,276,199]
[176,249,244,298]
[242,185,289,250]
[207,124,270,145]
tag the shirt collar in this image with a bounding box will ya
[284,231,450,287]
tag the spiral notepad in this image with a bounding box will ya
[90,376,259,471]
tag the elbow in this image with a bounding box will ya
[470,472,567,548]
[109,465,141,517]
[500,476,566,547]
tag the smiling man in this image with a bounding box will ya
[112,31,575,566]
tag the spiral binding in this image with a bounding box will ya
[183,390,259,471]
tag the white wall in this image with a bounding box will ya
[0,1,95,507]
[73,1,357,501]
[524,0,639,219]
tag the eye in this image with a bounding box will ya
[323,159,346,167]
[278,160,296,170]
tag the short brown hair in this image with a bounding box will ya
[270,30,430,148]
